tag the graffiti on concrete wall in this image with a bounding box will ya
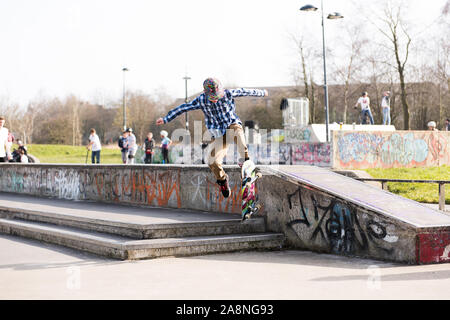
[0,167,182,208]
[278,144,291,165]
[189,172,241,213]
[291,143,331,167]
[284,127,312,143]
[0,168,83,200]
[286,187,399,256]
[334,131,450,169]
[0,166,242,214]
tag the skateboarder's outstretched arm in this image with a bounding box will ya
[156,97,202,125]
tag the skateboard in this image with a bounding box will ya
[241,160,263,221]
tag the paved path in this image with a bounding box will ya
[1,234,450,300]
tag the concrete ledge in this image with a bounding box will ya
[0,164,243,214]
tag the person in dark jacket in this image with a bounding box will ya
[143,132,155,164]
[11,140,28,163]
[118,130,128,164]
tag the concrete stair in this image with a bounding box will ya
[0,194,284,260]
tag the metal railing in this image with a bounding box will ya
[355,178,448,211]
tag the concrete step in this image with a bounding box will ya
[0,218,285,260]
[0,195,266,239]
[0,206,266,239]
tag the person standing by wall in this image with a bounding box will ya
[87,128,102,164]
[445,118,449,131]
[118,130,128,164]
[143,132,155,164]
[355,92,374,125]
[126,128,138,164]
[0,116,11,162]
[427,121,439,131]
[18,147,28,163]
[7,132,14,156]
[381,91,391,125]
[160,130,172,164]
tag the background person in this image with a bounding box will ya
[445,118,449,131]
[143,132,155,164]
[18,147,28,163]
[427,121,438,131]
[355,92,374,125]
[160,130,172,164]
[118,130,128,164]
[126,128,138,164]
[11,140,28,163]
[87,128,102,164]
[7,131,14,155]
[381,91,391,125]
[0,116,11,162]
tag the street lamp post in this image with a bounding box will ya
[183,75,191,131]
[300,1,343,142]
[122,67,129,131]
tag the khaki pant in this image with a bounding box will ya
[207,124,248,182]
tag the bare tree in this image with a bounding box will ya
[374,1,413,129]
[289,33,321,124]
[330,25,367,124]
[436,1,450,127]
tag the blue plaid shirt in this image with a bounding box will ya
[163,88,266,137]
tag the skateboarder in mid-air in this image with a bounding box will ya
[156,78,268,198]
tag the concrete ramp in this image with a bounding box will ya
[258,165,450,264]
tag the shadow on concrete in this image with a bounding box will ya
[311,269,450,282]
[183,249,405,270]
[1,232,406,271]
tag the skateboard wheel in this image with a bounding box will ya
[256,172,262,179]
[253,204,262,214]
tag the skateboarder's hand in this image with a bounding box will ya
[156,118,164,125]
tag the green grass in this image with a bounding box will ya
[366,166,450,204]
[24,144,122,164]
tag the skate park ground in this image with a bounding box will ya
[1,233,450,300]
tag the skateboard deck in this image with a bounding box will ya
[241,160,263,221]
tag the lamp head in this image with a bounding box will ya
[300,4,318,11]
[327,12,344,19]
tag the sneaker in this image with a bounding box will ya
[238,157,250,168]
[217,176,231,198]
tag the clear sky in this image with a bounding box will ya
[0,0,447,107]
